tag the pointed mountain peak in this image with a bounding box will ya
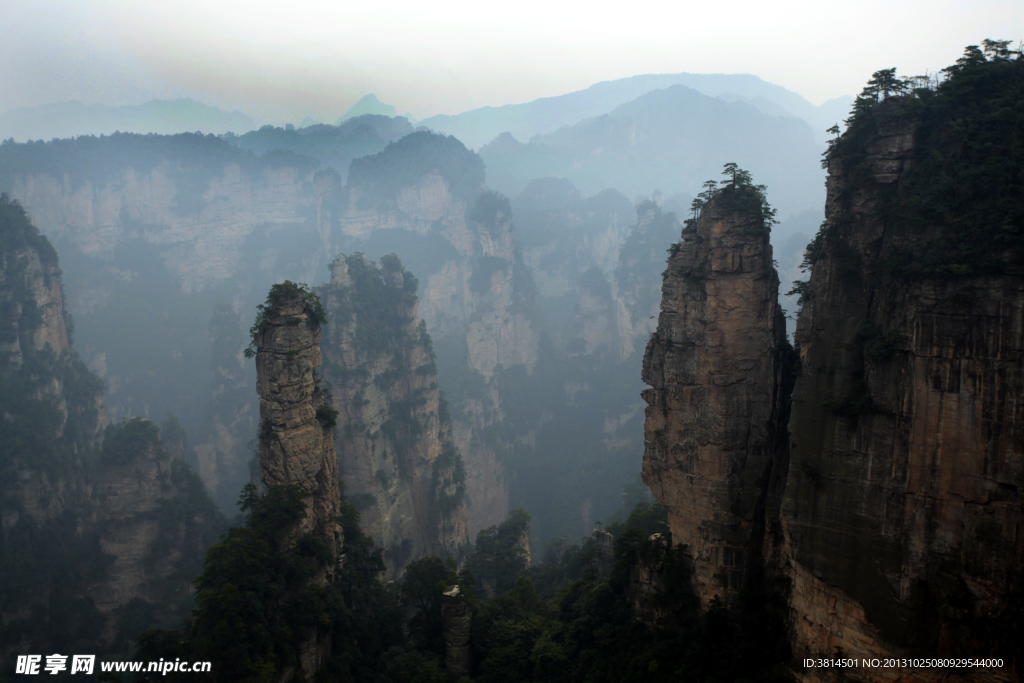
[336,94,398,124]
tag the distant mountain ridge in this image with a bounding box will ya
[227,114,416,181]
[420,72,853,148]
[479,84,825,217]
[0,98,257,142]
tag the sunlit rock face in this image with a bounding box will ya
[779,102,1023,680]
[318,254,466,577]
[253,287,343,570]
[641,189,786,605]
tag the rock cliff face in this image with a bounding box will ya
[0,199,89,527]
[642,69,1023,680]
[253,284,343,573]
[89,419,224,633]
[574,267,618,357]
[779,96,1022,677]
[10,158,326,293]
[641,188,787,604]
[319,254,466,576]
[0,196,224,659]
[511,181,634,337]
[339,174,539,379]
[336,137,541,537]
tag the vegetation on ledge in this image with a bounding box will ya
[811,40,1023,279]
[244,280,327,358]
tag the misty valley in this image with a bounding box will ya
[0,44,1021,683]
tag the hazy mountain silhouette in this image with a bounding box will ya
[421,73,853,148]
[479,85,825,217]
[228,114,415,181]
[335,94,399,124]
[0,99,257,142]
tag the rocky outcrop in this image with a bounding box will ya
[253,283,343,574]
[0,199,90,527]
[1,196,224,660]
[319,254,466,576]
[89,419,224,633]
[641,187,787,605]
[626,533,671,625]
[442,585,473,680]
[336,136,542,537]
[642,74,1023,680]
[779,96,1023,678]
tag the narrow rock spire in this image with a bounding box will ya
[641,185,786,605]
[252,281,343,574]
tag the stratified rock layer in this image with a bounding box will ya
[641,189,786,604]
[319,254,466,576]
[254,287,343,569]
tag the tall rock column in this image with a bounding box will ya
[253,283,343,574]
[641,186,786,604]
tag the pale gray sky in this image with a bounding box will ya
[2,0,1021,122]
